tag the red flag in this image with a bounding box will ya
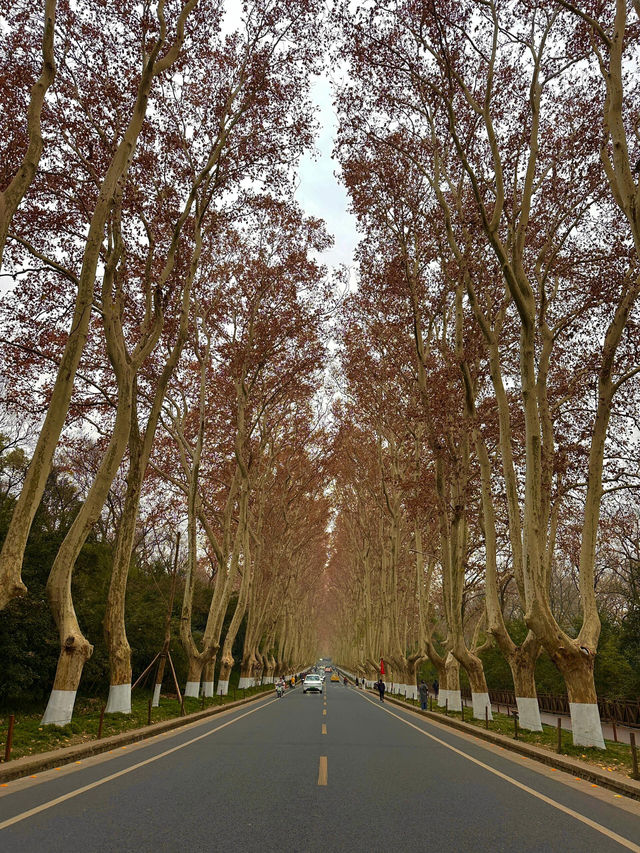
[380,657,385,676]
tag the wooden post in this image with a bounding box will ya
[445,698,448,716]
[180,696,185,717]
[98,706,105,739]
[611,716,618,744]
[630,733,639,781]
[132,652,160,691]
[485,705,489,730]
[429,695,432,712]
[147,698,152,726]
[514,712,519,740]
[557,717,562,754]
[167,652,182,707]
[4,714,15,762]
[139,533,182,701]
[461,699,464,722]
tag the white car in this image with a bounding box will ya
[303,674,323,693]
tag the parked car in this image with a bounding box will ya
[303,674,323,694]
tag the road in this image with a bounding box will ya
[1,681,639,852]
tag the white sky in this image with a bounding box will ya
[295,75,360,273]
[221,3,359,275]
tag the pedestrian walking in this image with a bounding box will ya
[376,678,385,702]
[355,677,359,687]
[419,680,428,710]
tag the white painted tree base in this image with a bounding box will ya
[440,689,462,711]
[105,683,132,714]
[41,689,77,726]
[238,677,253,689]
[570,702,605,748]
[471,692,493,721]
[202,681,214,698]
[264,676,274,684]
[152,683,162,707]
[516,697,542,731]
[404,684,418,700]
[184,680,200,698]
[217,679,229,696]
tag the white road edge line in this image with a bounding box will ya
[360,693,640,853]
[0,696,277,832]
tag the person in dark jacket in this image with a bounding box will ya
[376,678,385,702]
[419,680,429,710]
[432,679,439,698]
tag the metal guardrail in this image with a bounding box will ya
[459,686,640,728]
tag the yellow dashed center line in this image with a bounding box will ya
[322,709,326,716]
[322,724,327,735]
[318,756,327,786]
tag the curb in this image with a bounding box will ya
[0,689,273,784]
[379,692,640,801]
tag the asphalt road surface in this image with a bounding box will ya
[1,682,639,852]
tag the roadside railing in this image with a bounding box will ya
[458,686,640,728]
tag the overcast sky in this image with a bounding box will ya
[295,75,360,274]
[221,4,360,276]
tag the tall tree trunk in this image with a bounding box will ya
[152,536,180,707]
[440,652,461,712]
[104,188,205,708]
[217,558,250,695]
[42,380,134,725]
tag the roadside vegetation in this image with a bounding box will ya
[1,684,273,763]
[389,692,637,780]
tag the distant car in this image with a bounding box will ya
[330,673,340,682]
[324,666,332,672]
[303,674,323,693]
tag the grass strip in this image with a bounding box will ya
[386,692,637,779]
[1,685,274,763]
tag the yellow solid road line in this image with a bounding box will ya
[322,724,327,735]
[318,756,328,786]
[361,694,640,853]
[0,697,278,832]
